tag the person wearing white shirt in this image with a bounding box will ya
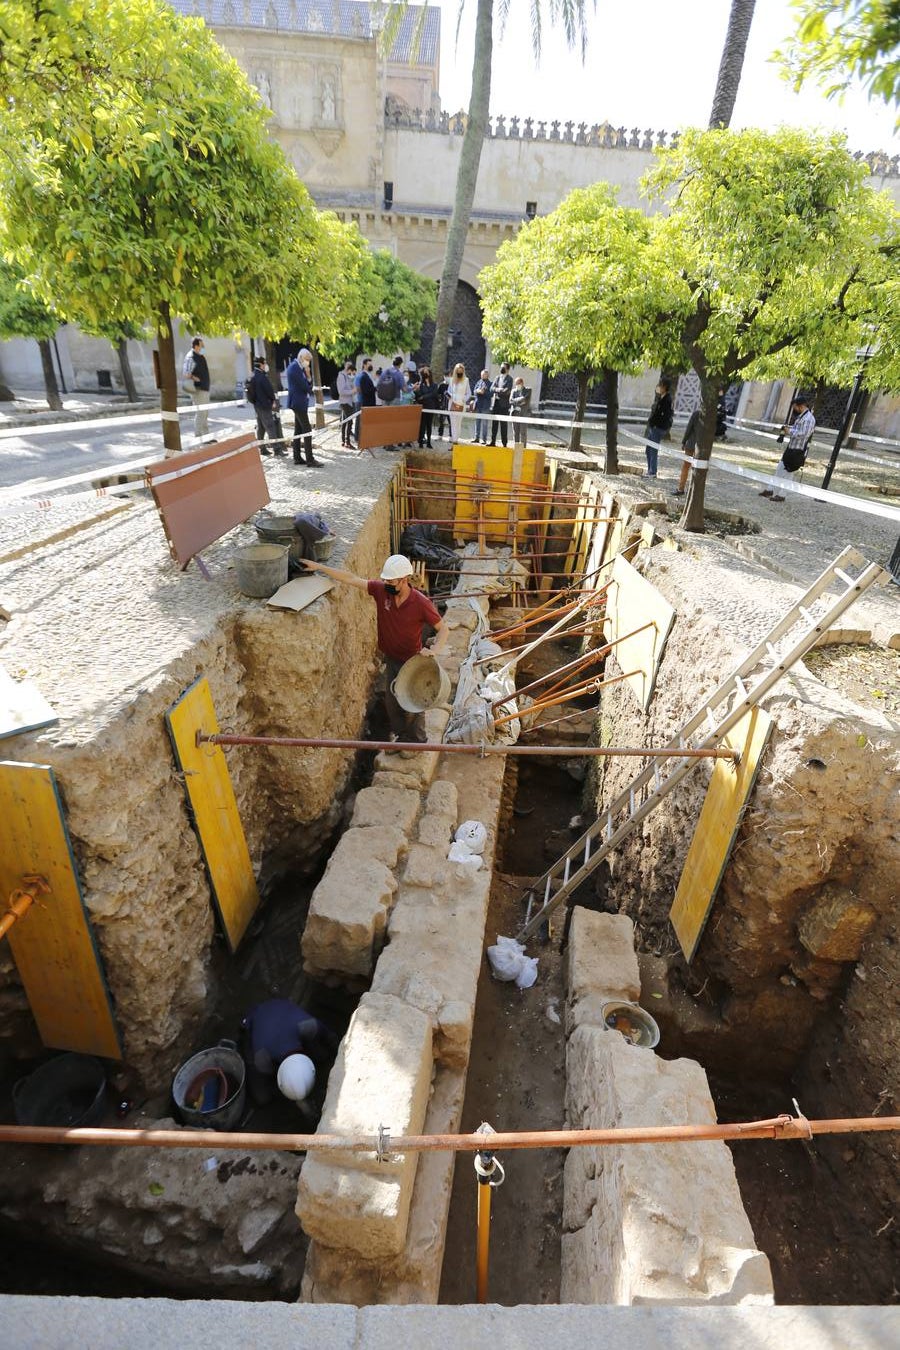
[447,362,472,443]
[760,395,816,503]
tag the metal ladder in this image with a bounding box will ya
[517,547,886,943]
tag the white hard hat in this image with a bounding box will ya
[380,554,413,581]
[277,1053,316,1102]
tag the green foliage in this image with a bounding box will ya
[645,127,899,389]
[479,183,683,376]
[0,261,60,340]
[775,1,900,124]
[322,249,436,359]
[289,215,379,351]
[0,0,320,341]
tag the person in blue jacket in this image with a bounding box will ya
[286,347,322,467]
[242,998,339,1104]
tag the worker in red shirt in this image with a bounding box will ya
[301,553,449,742]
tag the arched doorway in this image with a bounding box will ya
[414,280,486,378]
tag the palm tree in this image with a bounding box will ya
[709,0,757,128]
[392,0,591,372]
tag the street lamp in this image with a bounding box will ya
[821,342,874,490]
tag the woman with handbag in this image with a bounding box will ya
[447,362,472,444]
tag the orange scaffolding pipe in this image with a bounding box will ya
[0,1115,896,1154]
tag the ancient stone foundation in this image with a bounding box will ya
[561,910,773,1306]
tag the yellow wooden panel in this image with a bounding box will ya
[602,553,676,710]
[670,708,773,962]
[585,490,615,585]
[0,761,121,1058]
[166,677,260,952]
[451,444,546,546]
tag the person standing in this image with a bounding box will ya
[447,362,471,443]
[510,377,532,448]
[488,363,513,447]
[187,337,210,439]
[415,367,439,448]
[434,371,450,440]
[472,370,492,444]
[247,355,285,456]
[672,405,700,497]
[644,378,673,478]
[301,553,449,744]
[336,360,357,447]
[354,357,376,444]
[287,347,322,467]
[760,394,816,503]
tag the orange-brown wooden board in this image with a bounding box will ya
[357,405,422,450]
[165,677,260,952]
[0,761,121,1059]
[145,434,268,569]
[669,708,773,961]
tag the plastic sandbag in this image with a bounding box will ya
[448,841,482,868]
[486,936,539,989]
[455,820,487,855]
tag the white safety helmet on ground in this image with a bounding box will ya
[277,1053,316,1102]
[380,554,414,581]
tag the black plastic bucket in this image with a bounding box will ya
[13,1053,107,1128]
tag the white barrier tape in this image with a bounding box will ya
[0,478,150,521]
[160,411,180,422]
[0,399,244,442]
[619,428,900,524]
[149,442,257,487]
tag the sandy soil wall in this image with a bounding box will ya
[0,491,391,1089]
[586,541,899,1231]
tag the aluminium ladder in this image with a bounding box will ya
[517,547,886,944]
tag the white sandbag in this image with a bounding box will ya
[448,841,482,868]
[455,820,487,854]
[486,935,539,988]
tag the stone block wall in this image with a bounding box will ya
[298,596,508,1304]
[561,909,773,1307]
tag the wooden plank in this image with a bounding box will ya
[0,761,121,1058]
[165,677,260,952]
[357,405,422,450]
[670,708,773,962]
[145,434,268,570]
[602,554,676,710]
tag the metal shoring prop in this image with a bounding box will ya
[474,1122,505,1303]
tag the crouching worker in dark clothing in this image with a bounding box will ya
[242,997,339,1109]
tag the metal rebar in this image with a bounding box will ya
[198,732,739,761]
[0,1115,896,1155]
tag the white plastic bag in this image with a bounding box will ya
[455,820,487,855]
[486,935,539,989]
[448,841,482,869]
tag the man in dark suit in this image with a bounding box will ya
[286,347,322,467]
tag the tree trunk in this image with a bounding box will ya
[116,337,138,403]
[602,367,619,474]
[37,338,62,411]
[678,372,719,531]
[264,338,282,391]
[429,0,493,371]
[709,0,757,128]
[156,302,182,456]
[570,370,590,454]
[311,348,326,429]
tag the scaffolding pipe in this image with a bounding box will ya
[490,624,652,709]
[198,731,738,761]
[0,890,35,943]
[0,1115,896,1154]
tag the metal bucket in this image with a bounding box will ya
[254,514,296,545]
[601,1001,660,1050]
[13,1053,107,1128]
[234,542,289,598]
[172,1039,246,1131]
[312,534,337,562]
[391,653,452,713]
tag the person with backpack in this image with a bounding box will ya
[185,337,210,439]
[336,360,357,447]
[644,377,673,478]
[354,357,376,444]
[286,347,322,467]
[246,356,285,457]
[375,355,405,405]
